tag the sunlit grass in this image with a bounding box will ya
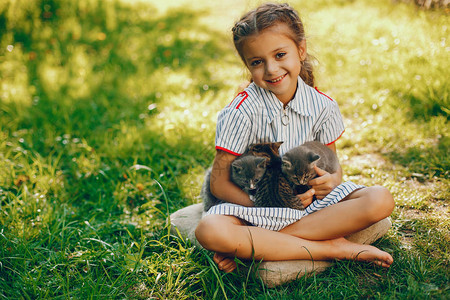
[0,0,448,298]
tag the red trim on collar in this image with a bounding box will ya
[215,146,241,156]
[315,87,335,102]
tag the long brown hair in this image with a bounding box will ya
[232,3,315,87]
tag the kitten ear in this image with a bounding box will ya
[231,162,243,173]
[273,141,283,150]
[282,158,292,170]
[308,153,320,164]
[255,156,267,167]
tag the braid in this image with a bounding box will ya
[232,3,315,87]
[300,56,315,87]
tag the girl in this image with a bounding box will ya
[195,3,395,273]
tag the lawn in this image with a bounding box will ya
[0,0,448,298]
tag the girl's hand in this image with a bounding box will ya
[296,188,315,208]
[235,80,251,94]
[308,165,341,200]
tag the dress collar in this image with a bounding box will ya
[262,76,313,124]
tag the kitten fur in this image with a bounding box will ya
[201,143,278,211]
[201,142,304,211]
[201,155,266,211]
[243,142,288,208]
[281,141,339,194]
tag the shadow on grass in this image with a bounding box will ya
[385,134,449,178]
[400,83,449,122]
[1,0,224,211]
[0,0,227,297]
[375,80,449,180]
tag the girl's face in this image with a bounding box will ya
[242,23,306,104]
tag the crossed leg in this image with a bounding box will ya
[197,215,393,272]
[195,186,395,272]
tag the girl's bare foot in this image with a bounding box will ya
[213,252,237,273]
[330,237,393,267]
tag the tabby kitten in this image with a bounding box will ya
[281,141,339,195]
[243,142,288,208]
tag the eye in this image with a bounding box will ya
[276,52,286,59]
[250,59,262,67]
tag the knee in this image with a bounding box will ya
[363,186,395,221]
[195,215,234,252]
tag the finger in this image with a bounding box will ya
[313,165,328,177]
[309,176,324,186]
[314,188,332,200]
[297,189,315,207]
[301,197,313,207]
[309,174,333,187]
[309,169,330,186]
[312,181,335,193]
[314,193,325,200]
[297,188,315,200]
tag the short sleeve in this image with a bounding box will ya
[215,106,252,155]
[315,100,345,145]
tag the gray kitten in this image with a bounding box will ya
[201,154,267,211]
[201,143,276,212]
[281,141,339,195]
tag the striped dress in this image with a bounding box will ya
[207,76,364,231]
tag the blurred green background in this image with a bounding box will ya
[0,0,448,298]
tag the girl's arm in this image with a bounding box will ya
[210,150,255,207]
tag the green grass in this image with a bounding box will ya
[0,0,448,298]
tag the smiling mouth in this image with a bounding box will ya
[266,74,286,83]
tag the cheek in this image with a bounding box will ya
[249,68,265,83]
[289,59,302,75]
[283,54,301,70]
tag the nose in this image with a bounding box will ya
[265,59,278,75]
